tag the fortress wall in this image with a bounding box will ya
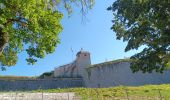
[84,61,170,88]
[76,51,91,78]
[54,61,79,78]
[54,50,91,78]
[0,78,83,91]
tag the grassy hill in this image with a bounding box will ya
[0,75,37,80]
[34,84,170,100]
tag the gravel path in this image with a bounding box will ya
[0,92,80,100]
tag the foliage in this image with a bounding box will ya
[60,0,95,16]
[108,0,170,73]
[0,0,94,68]
[38,71,54,78]
[33,84,170,99]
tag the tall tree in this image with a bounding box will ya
[0,0,94,69]
[108,0,170,73]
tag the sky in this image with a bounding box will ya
[0,1,143,76]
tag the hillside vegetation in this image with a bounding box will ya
[34,84,170,100]
[0,75,37,80]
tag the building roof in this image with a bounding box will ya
[76,49,90,56]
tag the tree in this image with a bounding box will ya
[108,0,170,73]
[0,0,94,69]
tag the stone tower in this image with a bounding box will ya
[76,49,91,78]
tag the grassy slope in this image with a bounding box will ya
[33,84,170,100]
[0,75,37,80]
[88,58,131,68]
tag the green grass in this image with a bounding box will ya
[88,58,131,68]
[33,84,170,100]
[0,75,37,80]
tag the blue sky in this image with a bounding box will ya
[1,1,142,76]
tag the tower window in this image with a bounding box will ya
[84,54,87,56]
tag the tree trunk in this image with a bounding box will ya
[0,27,7,55]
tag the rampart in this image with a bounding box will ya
[54,61,79,78]
[2,50,170,90]
[84,60,170,88]
[0,78,84,91]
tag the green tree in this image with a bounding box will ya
[108,0,170,73]
[0,0,94,69]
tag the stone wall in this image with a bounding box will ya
[54,61,79,78]
[0,78,83,91]
[54,50,91,78]
[84,61,170,88]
